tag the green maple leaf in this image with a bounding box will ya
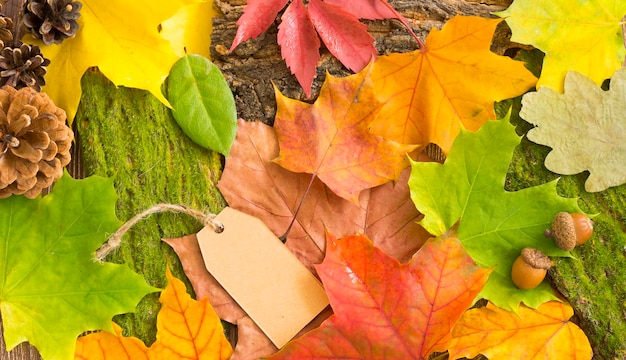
[496,0,626,92]
[0,173,158,360]
[408,117,582,311]
[521,69,626,192]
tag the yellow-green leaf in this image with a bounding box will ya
[496,0,626,91]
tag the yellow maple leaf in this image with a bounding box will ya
[161,0,218,59]
[74,268,233,360]
[448,301,593,359]
[370,15,537,154]
[37,0,201,122]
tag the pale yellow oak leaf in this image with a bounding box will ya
[37,0,200,122]
[521,69,626,192]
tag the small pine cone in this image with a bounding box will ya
[0,42,50,91]
[0,15,13,48]
[0,86,73,199]
[23,0,82,45]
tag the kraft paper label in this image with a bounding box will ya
[197,207,329,348]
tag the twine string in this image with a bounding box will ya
[95,203,224,261]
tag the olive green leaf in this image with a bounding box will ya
[0,173,158,360]
[167,54,238,155]
[521,69,626,192]
[408,117,582,311]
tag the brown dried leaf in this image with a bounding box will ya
[217,119,431,271]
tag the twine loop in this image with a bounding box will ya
[95,203,223,261]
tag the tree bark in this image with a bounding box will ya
[210,0,513,124]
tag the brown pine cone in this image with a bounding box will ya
[0,15,13,48]
[0,42,50,91]
[0,86,73,198]
[23,0,82,45]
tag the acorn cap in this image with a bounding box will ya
[520,247,552,270]
[546,212,576,251]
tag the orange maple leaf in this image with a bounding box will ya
[268,230,492,359]
[370,15,537,154]
[74,323,149,360]
[74,268,233,360]
[448,301,593,359]
[273,65,417,203]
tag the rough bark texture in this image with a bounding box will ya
[210,0,514,125]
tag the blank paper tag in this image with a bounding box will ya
[197,207,329,348]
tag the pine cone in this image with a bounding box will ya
[23,0,82,45]
[0,15,13,48]
[0,86,73,198]
[0,42,50,91]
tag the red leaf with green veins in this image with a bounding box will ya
[268,231,491,359]
[278,0,321,98]
[229,0,289,52]
[308,0,376,73]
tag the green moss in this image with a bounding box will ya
[74,69,226,345]
[497,80,626,359]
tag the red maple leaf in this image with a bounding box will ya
[230,0,403,97]
[267,231,492,359]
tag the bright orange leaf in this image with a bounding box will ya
[74,268,232,360]
[370,15,537,154]
[75,323,149,360]
[273,65,417,203]
[448,301,593,360]
[268,230,492,359]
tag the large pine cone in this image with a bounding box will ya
[23,0,82,45]
[0,15,13,48]
[0,86,73,198]
[0,42,50,91]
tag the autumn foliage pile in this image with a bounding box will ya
[0,0,624,359]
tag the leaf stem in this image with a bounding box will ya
[378,0,425,49]
[280,173,317,242]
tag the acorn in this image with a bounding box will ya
[511,247,552,290]
[545,212,594,251]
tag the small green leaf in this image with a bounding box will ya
[0,173,158,360]
[167,54,238,155]
[408,117,582,311]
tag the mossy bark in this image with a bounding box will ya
[494,51,626,359]
[1,69,227,360]
[73,69,227,345]
[503,102,626,360]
